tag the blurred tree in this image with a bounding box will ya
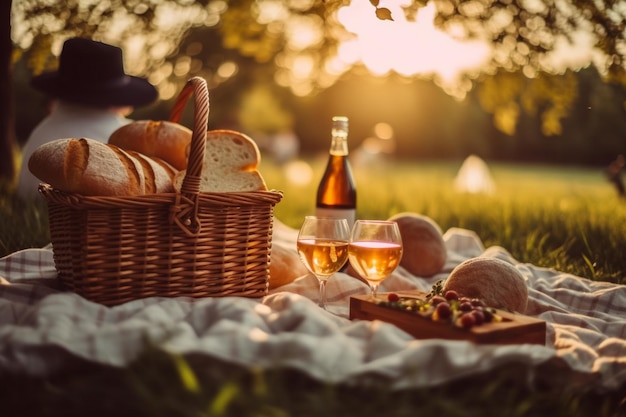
[3,0,626,184]
[559,67,626,164]
[422,0,626,82]
[476,70,578,136]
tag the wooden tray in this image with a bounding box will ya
[349,291,546,345]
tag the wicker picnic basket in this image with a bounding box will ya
[38,76,283,306]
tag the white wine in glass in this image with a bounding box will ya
[348,220,403,300]
[297,216,350,309]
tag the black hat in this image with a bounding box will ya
[31,37,158,107]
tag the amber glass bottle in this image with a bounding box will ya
[315,116,357,228]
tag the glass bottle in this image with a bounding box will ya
[315,116,357,228]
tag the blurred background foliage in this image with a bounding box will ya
[5,0,626,181]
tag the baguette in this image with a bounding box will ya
[173,129,268,192]
[108,120,192,170]
[28,138,176,196]
[125,149,177,194]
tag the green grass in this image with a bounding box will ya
[1,159,625,416]
[2,346,624,417]
[264,158,626,284]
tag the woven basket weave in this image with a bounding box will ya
[39,77,283,306]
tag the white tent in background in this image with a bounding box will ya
[454,155,496,194]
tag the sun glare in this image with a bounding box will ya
[336,0,491,94]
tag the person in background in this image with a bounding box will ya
[16,37,158,199]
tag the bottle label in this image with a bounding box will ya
[315,207,356,229]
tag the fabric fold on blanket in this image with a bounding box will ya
[1,223,625,392]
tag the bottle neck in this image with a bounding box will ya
[329,134,349,156]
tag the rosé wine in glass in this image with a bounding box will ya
[297,216,350,309]
[348,220,403,299]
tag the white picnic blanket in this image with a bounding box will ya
[1,219,625,391]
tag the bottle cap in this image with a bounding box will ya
[332,116,348,134]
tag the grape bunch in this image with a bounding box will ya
[379,288,502,329]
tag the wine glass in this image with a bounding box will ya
[348,220,403,300]
[297,216,350,309]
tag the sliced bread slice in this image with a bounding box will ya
[174,129,267,192]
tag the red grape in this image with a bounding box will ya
[430,295,446,306]
[435,302,452,320]
[444,290,459,301]
[459,301,473,312]
[458,313,476,328]
[471,309,485,325]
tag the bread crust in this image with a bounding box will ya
[126,150,176,194]
[443,257,528,313]
[108,120,192,170]
[388,213,447,277]
[29,138,176,196]
[269,243,309,289]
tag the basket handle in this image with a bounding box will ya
[168,76,209,235]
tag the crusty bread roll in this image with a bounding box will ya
[108,120,192,170]
[173,129,268,192]
[269,243,309,289]
[267,218,308,289]
[388,212,447,277]
[28,138,176,196]
[443,257,528,313]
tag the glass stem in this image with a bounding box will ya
[319,279,327,309]
[370,283,379,300]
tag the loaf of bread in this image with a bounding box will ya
[269,243,309,289]
[442,257,528,313]
[108,120,192,170]
[388,212,447,277]
[28,138,176,196]
[268,218,310,289]
[173,129,268,192]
